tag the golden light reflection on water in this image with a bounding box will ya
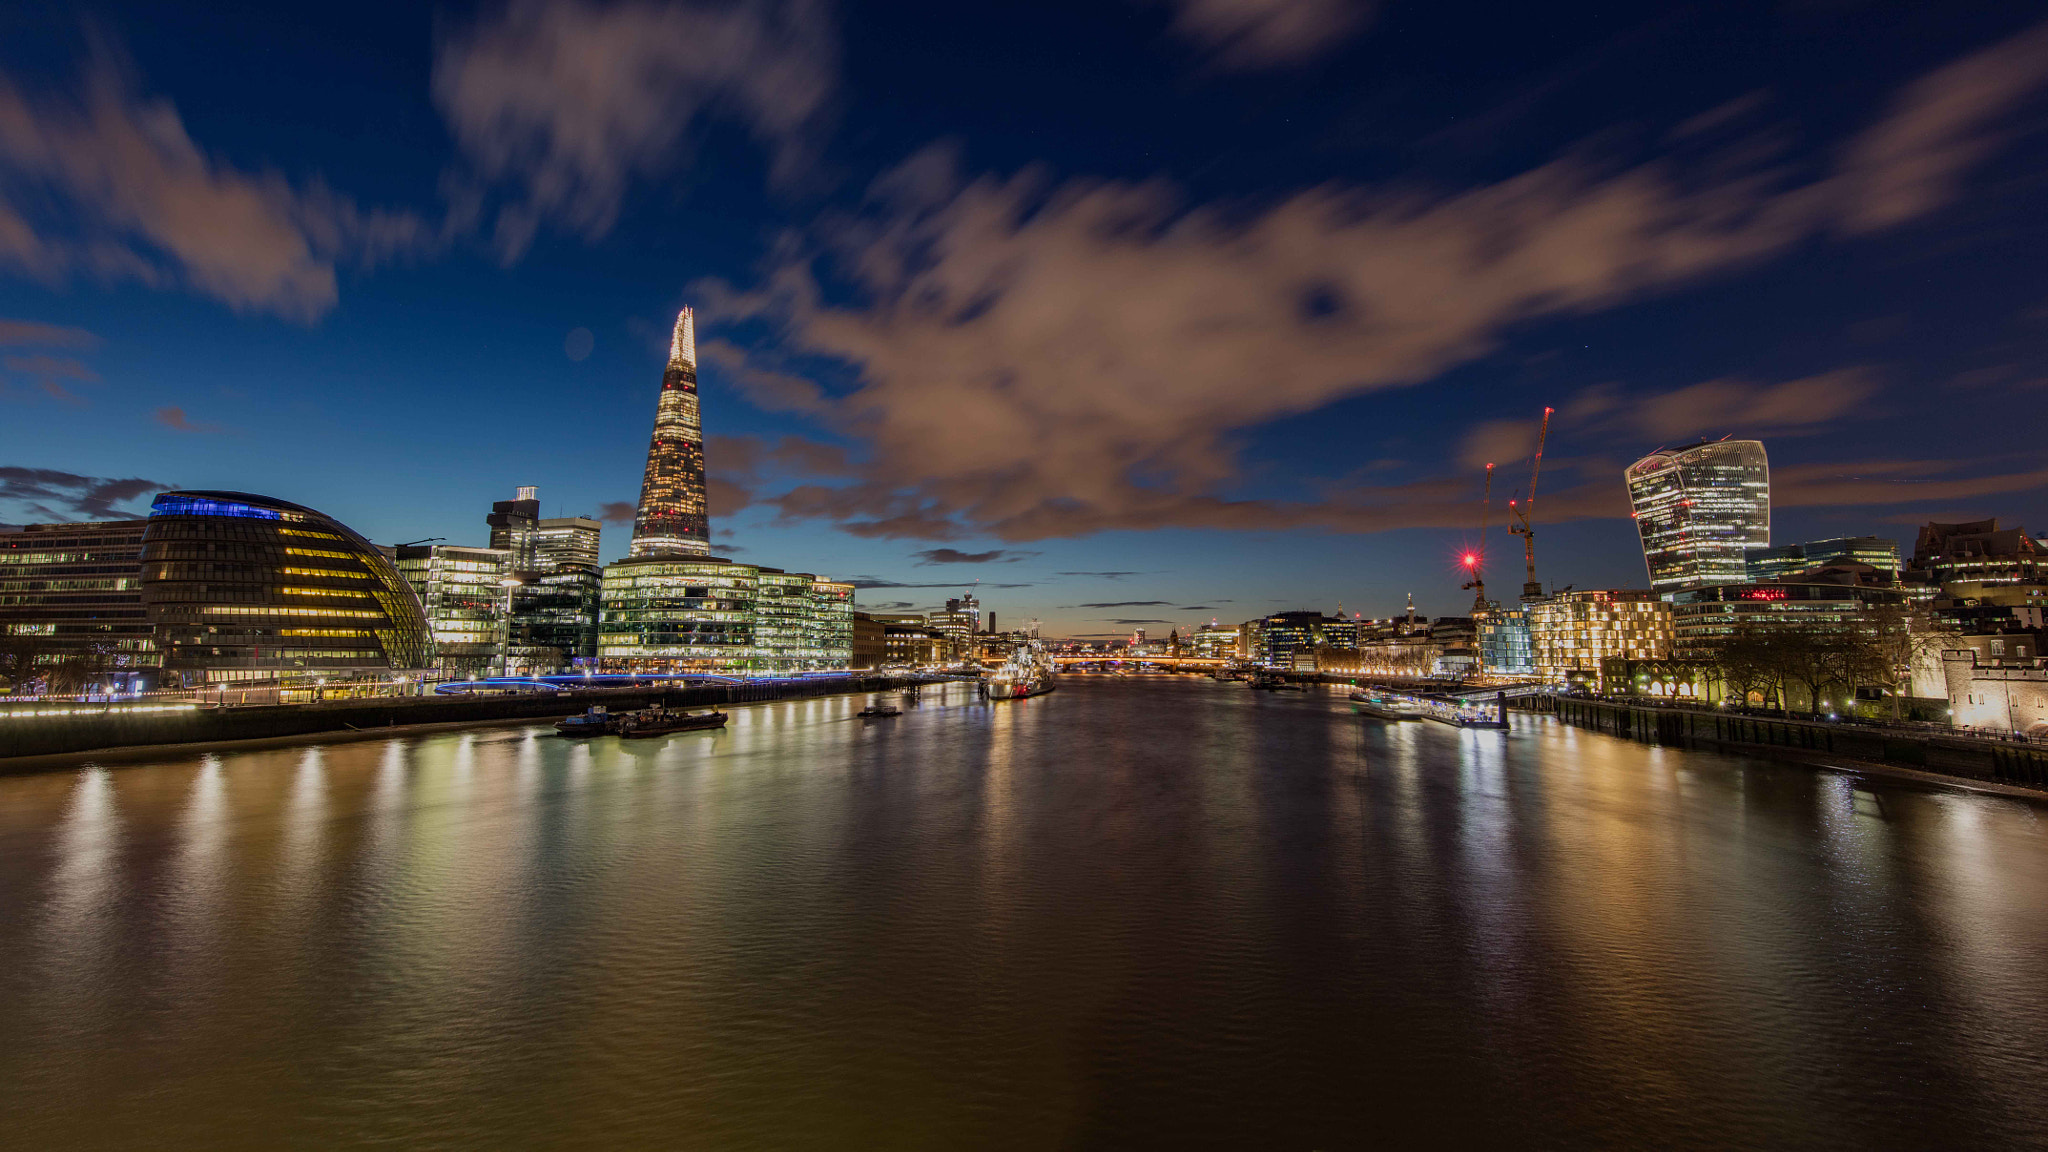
[1,679,2046,1148]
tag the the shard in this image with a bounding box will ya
[629,307,712,557]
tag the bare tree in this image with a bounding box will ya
[1860,601,1957,720]
[0,631,50,694]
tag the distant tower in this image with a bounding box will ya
[629,308,712,558]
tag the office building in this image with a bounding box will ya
[533,516,601,570]
[806,580,855,667]
[1626,440,1771,594]
[1190,621,1238,660]
[0,519,158,691]
[597,558,853,673]
[395,544,512,675]
[1477,607,1536,677]
[850,612,885,669]
[629,308,712,558]
[928,593,980,661]
[872,613,940,666]
[1747,536,1900,582]
[600,555,755,670]
[1260,610,1346,668]
[1667,580,1906,662]
[756,569,815,670]
[596,303,856,671]
[509,563,602,670]
[142,491,430,684]
[1527,590,1671,687]
[486,486,541,571]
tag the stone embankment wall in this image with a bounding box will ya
[1556,697,2048,789]
[0,676,913,765]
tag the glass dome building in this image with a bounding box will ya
[140,491,431,684]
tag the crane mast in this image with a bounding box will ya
[1507,406,1553,602]
[1461,462,1494,613]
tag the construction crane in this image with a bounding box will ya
[395,537,445,548]
[1460,462,1494,613]
[1507,406,1553,602]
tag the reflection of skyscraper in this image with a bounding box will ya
[629,308,711,558]
[1626,440,1770,595]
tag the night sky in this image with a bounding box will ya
[1,1,2045,638]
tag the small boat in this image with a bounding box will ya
[1248,671,1304,691]
[617,708,728,739]
[858,705,902,718]
[553,706,618,736]
[1348,691,1421,721]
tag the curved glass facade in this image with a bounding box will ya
[1626,440,1771,595]
[141,490,431,683]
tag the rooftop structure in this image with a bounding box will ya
[1747,536,1900,583]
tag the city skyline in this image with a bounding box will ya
[2,4,2047,637]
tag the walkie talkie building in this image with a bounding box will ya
[629,308,712,558]
[1626,440,1771,595]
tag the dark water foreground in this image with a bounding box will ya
[1,678,2044,1150]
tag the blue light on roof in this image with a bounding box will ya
[150,496,282,520]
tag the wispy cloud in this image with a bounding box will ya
[0,57,437,319]
[154,406,221,433]
[912,547,1037,565]
[0,318,97,348]
[843,576,1032,590]
[0,465,163,521]
[716,24,2048,543]
[436,0,837,259]
[1058,570,1145,579]
[1158,0,1375,69]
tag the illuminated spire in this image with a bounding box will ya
[629,307,712,558]
[670,306,695,367]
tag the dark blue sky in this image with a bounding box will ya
[1,0,2044,636]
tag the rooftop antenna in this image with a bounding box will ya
[1462,462,1494,613]
[1507,406,1553,602]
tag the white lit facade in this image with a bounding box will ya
[1626,440,1770,595]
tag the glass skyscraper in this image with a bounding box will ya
[1626,440,1771,595]
[629,308,711,558]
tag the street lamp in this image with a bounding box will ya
[497,576,525,678]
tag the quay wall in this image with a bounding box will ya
[1555,697,2048,789]
[0,676,914,766]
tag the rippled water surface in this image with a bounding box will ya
[2,678,2047,1149]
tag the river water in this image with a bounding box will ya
[1,677,2045,1149]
